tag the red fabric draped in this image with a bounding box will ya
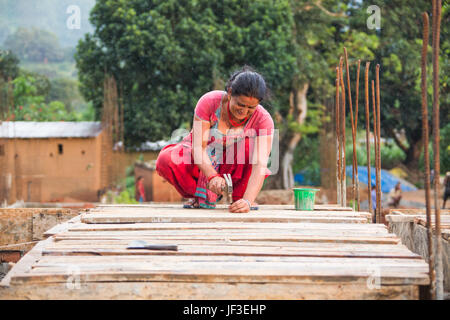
[156,137,261,203]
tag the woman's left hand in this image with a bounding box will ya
[229,199,251,213]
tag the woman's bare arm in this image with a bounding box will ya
[230,133,273,212]
[192,115,225,195]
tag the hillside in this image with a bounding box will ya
[0,0,96,48]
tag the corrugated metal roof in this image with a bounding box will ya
[0,121,102,138]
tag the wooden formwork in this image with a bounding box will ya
[386,209,450,295]
[0,204,430,299]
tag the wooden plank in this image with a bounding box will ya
[0,237,53,287]
[52,233,400,244]
[43,215,81,238]
[390,209,450,215]
[0,282,421,300]
[81,213,369,224]
[10,267,429,287]
[2,204,431,300]
[41,244,422,259]
[414,216,450,228]
[54,228,398,237]
[387,214,450,230]
[86,208,369,218]
[94,204,355,211]
[11,254,429,281]
[68,222,389,232]
[42,239,413,252]
[32,211,79,240]
[386,217,450,292]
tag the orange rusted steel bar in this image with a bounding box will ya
[355,59,361,211]
[364,62,372,217]
[344,48,356,210]
[375,65,382,224]
[336,66,341,206]
[339,58,347,207]
[421,11,436,300]
[432,0,444,300]
[371,80,378,222]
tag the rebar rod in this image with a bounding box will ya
[375,65,382,224]
[371,80,378,221]
[339,58,347,207]
[355,60,361,211]
[344,48,356,210]
[432,0,444,300]
[421,11,436,300]
[335,67,341,206]
[364,62,372,217]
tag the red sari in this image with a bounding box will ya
[156,91,273,208]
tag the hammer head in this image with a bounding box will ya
[223,173,233,204]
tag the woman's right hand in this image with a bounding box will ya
[208,176,226,196]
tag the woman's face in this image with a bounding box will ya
[228,93,259,120]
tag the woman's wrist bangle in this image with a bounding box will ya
[242,199,251,209]
[207,173,221,183]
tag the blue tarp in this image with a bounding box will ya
[346,166,417,193]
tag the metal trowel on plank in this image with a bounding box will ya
[127,240,178,251]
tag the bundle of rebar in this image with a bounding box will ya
[333,0,444,299]
[335,49,381,219]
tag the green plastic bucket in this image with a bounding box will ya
[293,188,320,211]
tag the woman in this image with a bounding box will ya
[156,66,274,213]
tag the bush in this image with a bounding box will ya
[344,131,406,169]
[115,189,138,204]
[113,163,138,204]
[293,134,321,186]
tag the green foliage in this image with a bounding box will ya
[351,0,450,170]
[293,134,321,186]
[125,176,136,190]
[125,164,135,178]
[114,189,138,204]
[379,142,407,169]
[0,49,19,80]
[47,78,84,111]
[343,130,406,169]
[114,163,139,204]
[20,61,78,80]
[18,69,51,97]
[10,74,92,121]
[3,27,65,62]
[76,0,296,147]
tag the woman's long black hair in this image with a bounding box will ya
[225,66,269,102]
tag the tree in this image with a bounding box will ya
[9,74,84,121]
[350,0,450,173]
[3,27,64,62]
[76,0,384,189]
[0,49,19,80]
[48,78,84,111]
[263,0,379,189]
[76,0,296,150]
